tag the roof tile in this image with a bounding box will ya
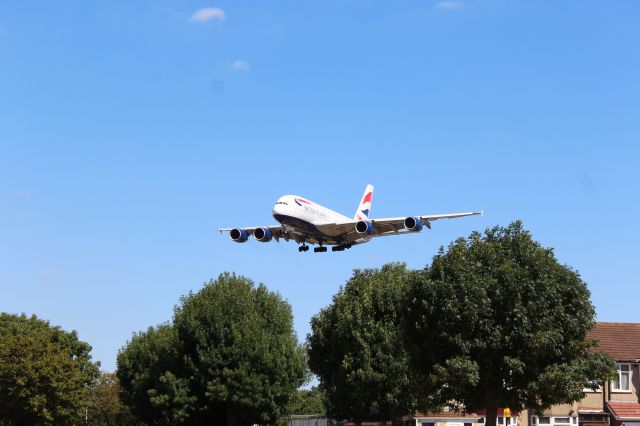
[607,402,640,420]
[588,323,640,361]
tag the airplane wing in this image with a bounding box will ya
[218,225,288,241]
[218,225,283,235]
[315,211,482,240]
[218,225,333,245]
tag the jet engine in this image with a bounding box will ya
[253,227,273,243]
[404,216,423,231]
[355,220,374,234]
[230,228,249,242]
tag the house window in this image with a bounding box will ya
[612,363,631,391]
[531,416,577,426]
[583,383,603,393]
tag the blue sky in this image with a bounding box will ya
[1,0,639,372]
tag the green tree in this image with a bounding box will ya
[87,372,141,426]
[307,264,422,426]
[287,386,326,416]
[117,324,192,425]
[0,313,100,425]
[117,273,307,426]
[405,221,615,426]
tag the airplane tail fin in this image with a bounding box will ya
[354,184,374,220]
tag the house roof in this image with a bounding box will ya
[588,322,640,361]
[607,402,640,420]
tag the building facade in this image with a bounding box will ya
[517,323,640,426]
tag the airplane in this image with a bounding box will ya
[218,184,482,253]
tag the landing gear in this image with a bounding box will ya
[331,243,352,252]
[298,244,310,252]
[313,246,328,253]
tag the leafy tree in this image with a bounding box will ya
[307,264,423,426]
[87,372,141,426]
[117,324,192,425]
[287,386,326,416]
[405,221,615,426]
[0,313,100,425]
[117,273,307,426]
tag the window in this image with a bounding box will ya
[422,423,435,426]
[612,363,631,391]
[583,383,603,393]
[531,416,578,426]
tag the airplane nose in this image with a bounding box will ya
[273,197,288,217]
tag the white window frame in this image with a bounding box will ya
[611,363,632,392]
[583,382,603,393]
[531,416,579,426]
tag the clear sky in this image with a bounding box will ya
[1,1,639,372]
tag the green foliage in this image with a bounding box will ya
[117,273,307,425]
[0,313,101,425]
[117,324,191,424]
[287,386,326,416]
[405,221,616,425]
[87,372,141,425]
[307,263,423,425]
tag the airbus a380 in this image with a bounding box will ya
[219,184,482,253]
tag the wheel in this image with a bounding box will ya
[314,246,327,253]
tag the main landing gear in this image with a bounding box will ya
[299,243,352,253]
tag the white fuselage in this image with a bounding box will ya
[272,195,352,238]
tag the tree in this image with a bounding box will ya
[87,372,141,425]
[117,324,193,425]
[287,386,326,416]
[405,221,615,426]
[307,263,423,426]
[117,273,308,426]
[0,313,101,425]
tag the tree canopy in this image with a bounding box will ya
[405,221,615,425]
[307,222,614,426]
[287,386,326,416]
[0,313,101,425]
[307,263,422,425]
[117,273,308,426]
[87,372,140,425]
